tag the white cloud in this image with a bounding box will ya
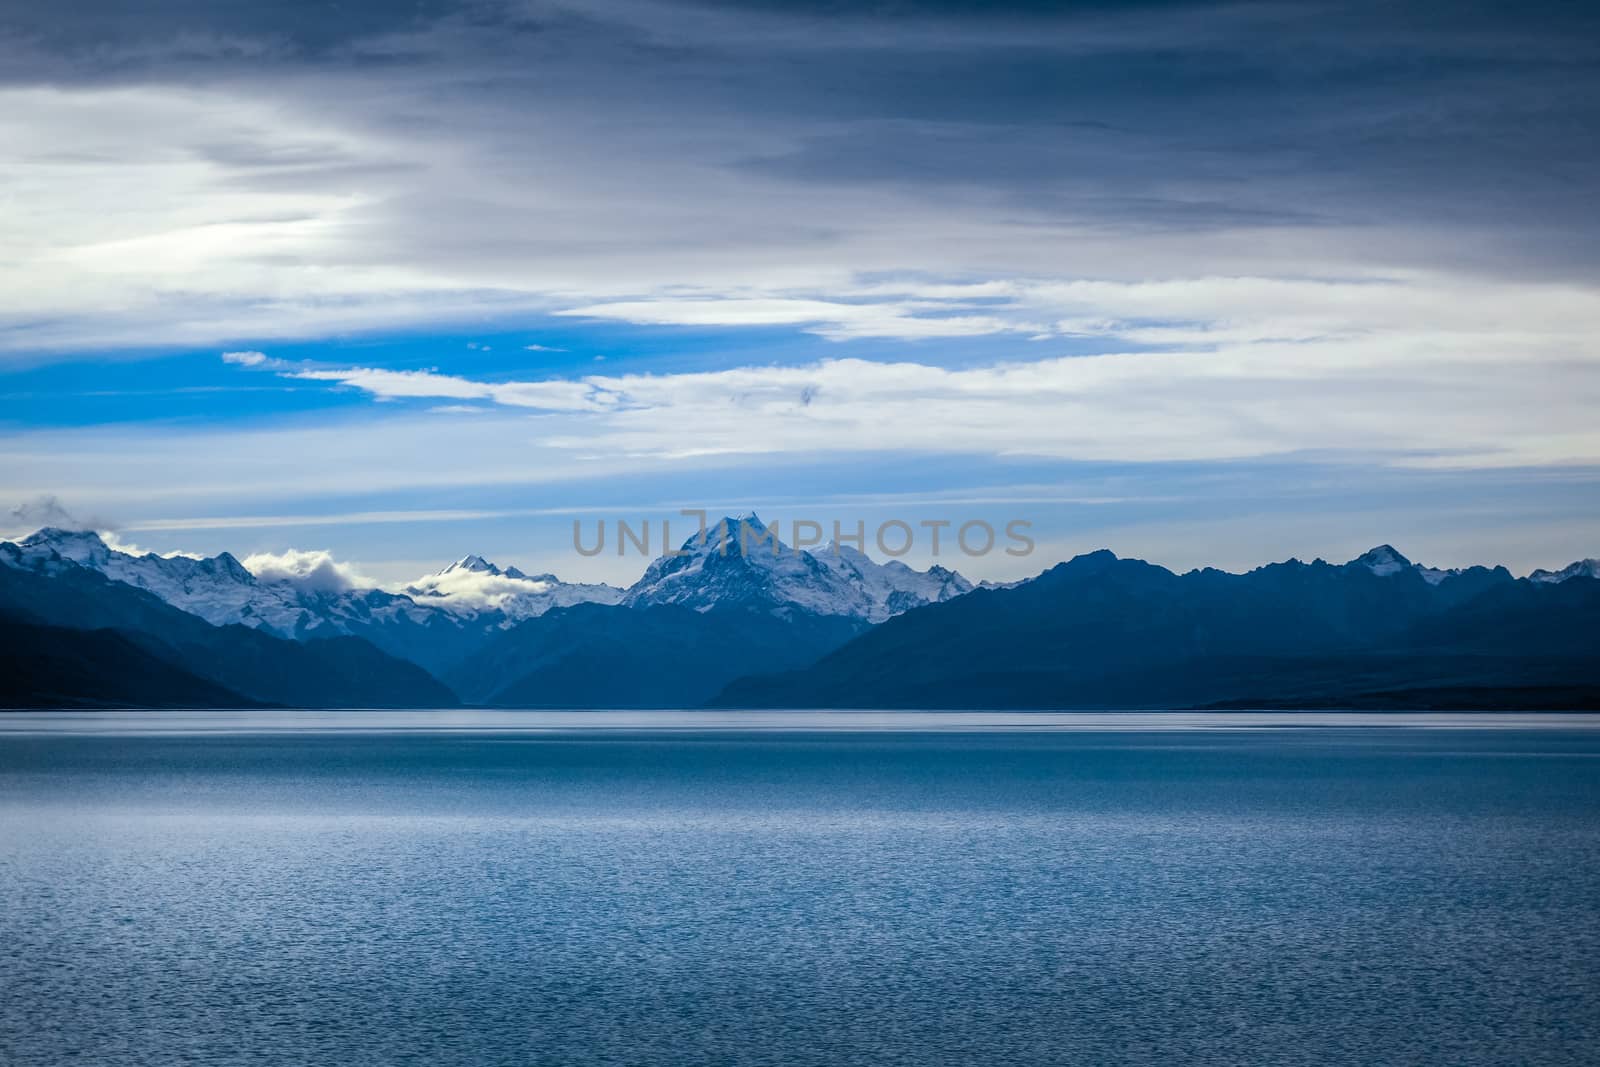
[220,350,270,367]
[394,562,624,618]
[243,358,623,412]
[397,568,549,612]
[556,296,1046,341]
[214,259,1600,472]
[288,366,496,401]
[240,548,374,594]
[114,509,593,532]
[205,331,1600,473]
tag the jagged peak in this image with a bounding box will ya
[1350,544,1413,575]
[1529,558,1600,583]
[680,513,780,554]
[17,526,113,564]
[21,526,109,548]
[438,554,503,576]
[720,512,767,534]
[209,551,255,582]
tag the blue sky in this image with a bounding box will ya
[3,0,1599,585]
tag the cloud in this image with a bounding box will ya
[0,496,208,556]
[0,2,1597,356]
[220,350,270,367]
[121,508,596,531]
[3,495,128,542]
[90,529,204,559]
[7,494,98,532]
[397,567,561,615]
[557,296,1046,341]
[4,0,1600,577]
[230,354,623,411]
[209,265,1600,471]
[210,311,1600,472]
[240,548,374,593]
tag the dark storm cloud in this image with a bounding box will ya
[262,0,1586,274]
[3,0,1599,354]
[0,0,457,61]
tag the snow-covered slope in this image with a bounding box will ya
[1,527,444,637]
[402,555,623,620]
[623,514,972,622]
[812,542,972,621]
[1347,544,1415,578]
[1342,544,1535,599]
[1344,544,1485,586]
[1,522,963,654]
[1529,559,1600,583]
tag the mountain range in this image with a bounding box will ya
[2,520,1596,710]
[718,545,1600,710]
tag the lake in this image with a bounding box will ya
[3,711,1599,1065]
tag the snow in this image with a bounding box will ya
[624,514,972,621]
[1529,559,1600,584]
[1349,544,1413,577]
[811,542,973,622]
[4,519,971,639]
[6,527,443,637]
[11,525,1581,648]
[1346,544,1484,585]
[402,557,623,620]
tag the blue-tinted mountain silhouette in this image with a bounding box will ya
[714,549,1600,710]
[0,554,456,708]
[3,524,1597,709]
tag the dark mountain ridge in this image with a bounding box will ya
[0,562,458,708]
[713,549,1600,710]
[4,529,1596,710]
[447,602,866,708]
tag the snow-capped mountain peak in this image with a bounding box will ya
[811,540,973,621]
[11,527,257,588]
[403,555,622,620]
[1,526,463,641]
[17,526,118,568]
[446,554,499,575]
[1349,544,1413,577]
[689,513,771,553]
[623,514,972,622]
[1342,545,1516,587]
[432,554,532,581]
[624,514,850,616]
[1529,558,1600,584]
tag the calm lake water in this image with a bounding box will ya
[3,711,1599,1065]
